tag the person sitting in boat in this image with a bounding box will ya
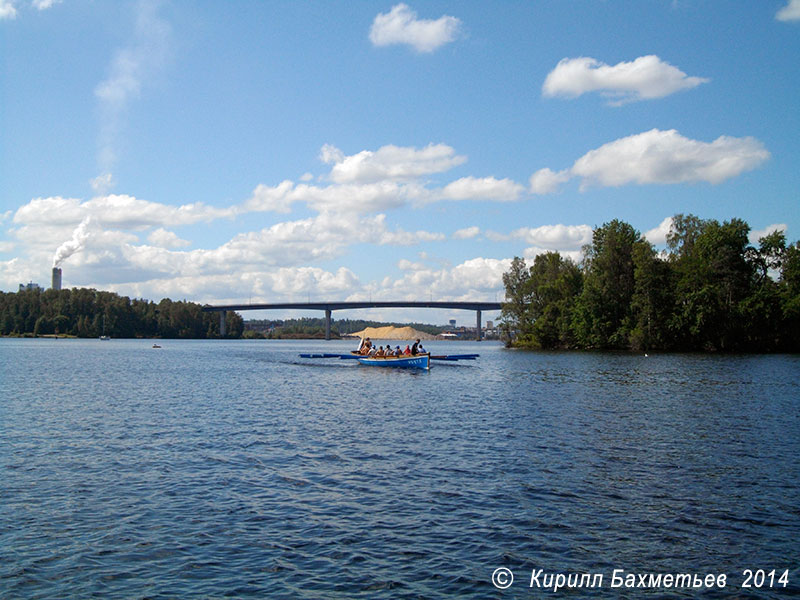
[411,339,420,355]
[403,345,411,355]
[376,346,385,357]
[367,345,378,357]
[418,343,426,354]
[358,337,372,354]
[394,345,402,356]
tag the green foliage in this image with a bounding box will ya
[0,288,241,339]
[500,252,581,348]
[574,219,640,349]
[501,214,799,353]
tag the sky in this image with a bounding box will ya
[2,0,799,325]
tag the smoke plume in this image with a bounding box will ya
[53,217,92,268]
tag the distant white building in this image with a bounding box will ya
[19,282,42,292]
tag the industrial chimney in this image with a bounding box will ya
[52,267,62,291]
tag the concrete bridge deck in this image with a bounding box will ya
[202,301,503,340]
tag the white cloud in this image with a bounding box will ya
[398,258,428,271]
[529,168,571,195]
[245,144,526,215]
[244,181,297,214]
[369,3,462,53]
[148,228,191,249]
[453,226,480,240]
[749,223,787,244]
[543,55,708,104]
[32,0,61,9]
[385,257,511,301]
[242,179,425,215]
[441,176,524,202]
[571,129,769,188]
[777,0,800,21]
[530,129,770,194]
[378,226,445,246]
[0,0,17,19]
[14,194,235,231]
[268,266,360,296]
[323,143,466,184]
[509,224,592,250]
[644,217,674,246]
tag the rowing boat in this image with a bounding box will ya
[298,351,478,369]
[356,353,430,370]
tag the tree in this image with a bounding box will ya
[500,257,535,345]
[630,240,673,351]
[780,241,800,350]
[573,220,640,349]
[526,252,582,349]
[669,217,754,350]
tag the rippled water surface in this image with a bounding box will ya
[2,339,799,598]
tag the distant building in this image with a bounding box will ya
[449,319,456,327]
[19,282,42,292]
[52,267,62,291]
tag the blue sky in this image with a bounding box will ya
[2,0,799,325]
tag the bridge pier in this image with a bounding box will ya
[325,309,331,340]
[219,311,226,337]
[476,309,482,341]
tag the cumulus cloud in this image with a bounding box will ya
[323,143,466,184]
[14,194,235,230]
[32,0,61,9]
[441,176,523,202]
[644,217,674,246]
[529,168,571,195]
[749,223,787,244]
[1,0,61,21]
[531,129,769,193]
[242,179,426,215]
[385,257,511,302]
[369,3,462,53]
[148,228,191,249]
[776,0,800,21]
[0,0,17,19]
[508,224,593,250]
[453,226,480,240]
[571,129,769,188]
[241,143,527,215]
[543,55,708,105]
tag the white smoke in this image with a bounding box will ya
[53,217,92,268]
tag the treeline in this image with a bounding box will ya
[0,287,244,339]
[244,318,446,339]
[501,214,800,352]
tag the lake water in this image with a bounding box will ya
[2,338,799,598]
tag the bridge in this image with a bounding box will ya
[202,301,503,340]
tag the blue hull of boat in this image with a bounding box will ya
[357,354,430,370]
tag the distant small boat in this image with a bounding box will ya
[152,343,162,348]
[100,335,110,341]
[357,353,430,370]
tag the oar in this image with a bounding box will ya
[430,354,480,361]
